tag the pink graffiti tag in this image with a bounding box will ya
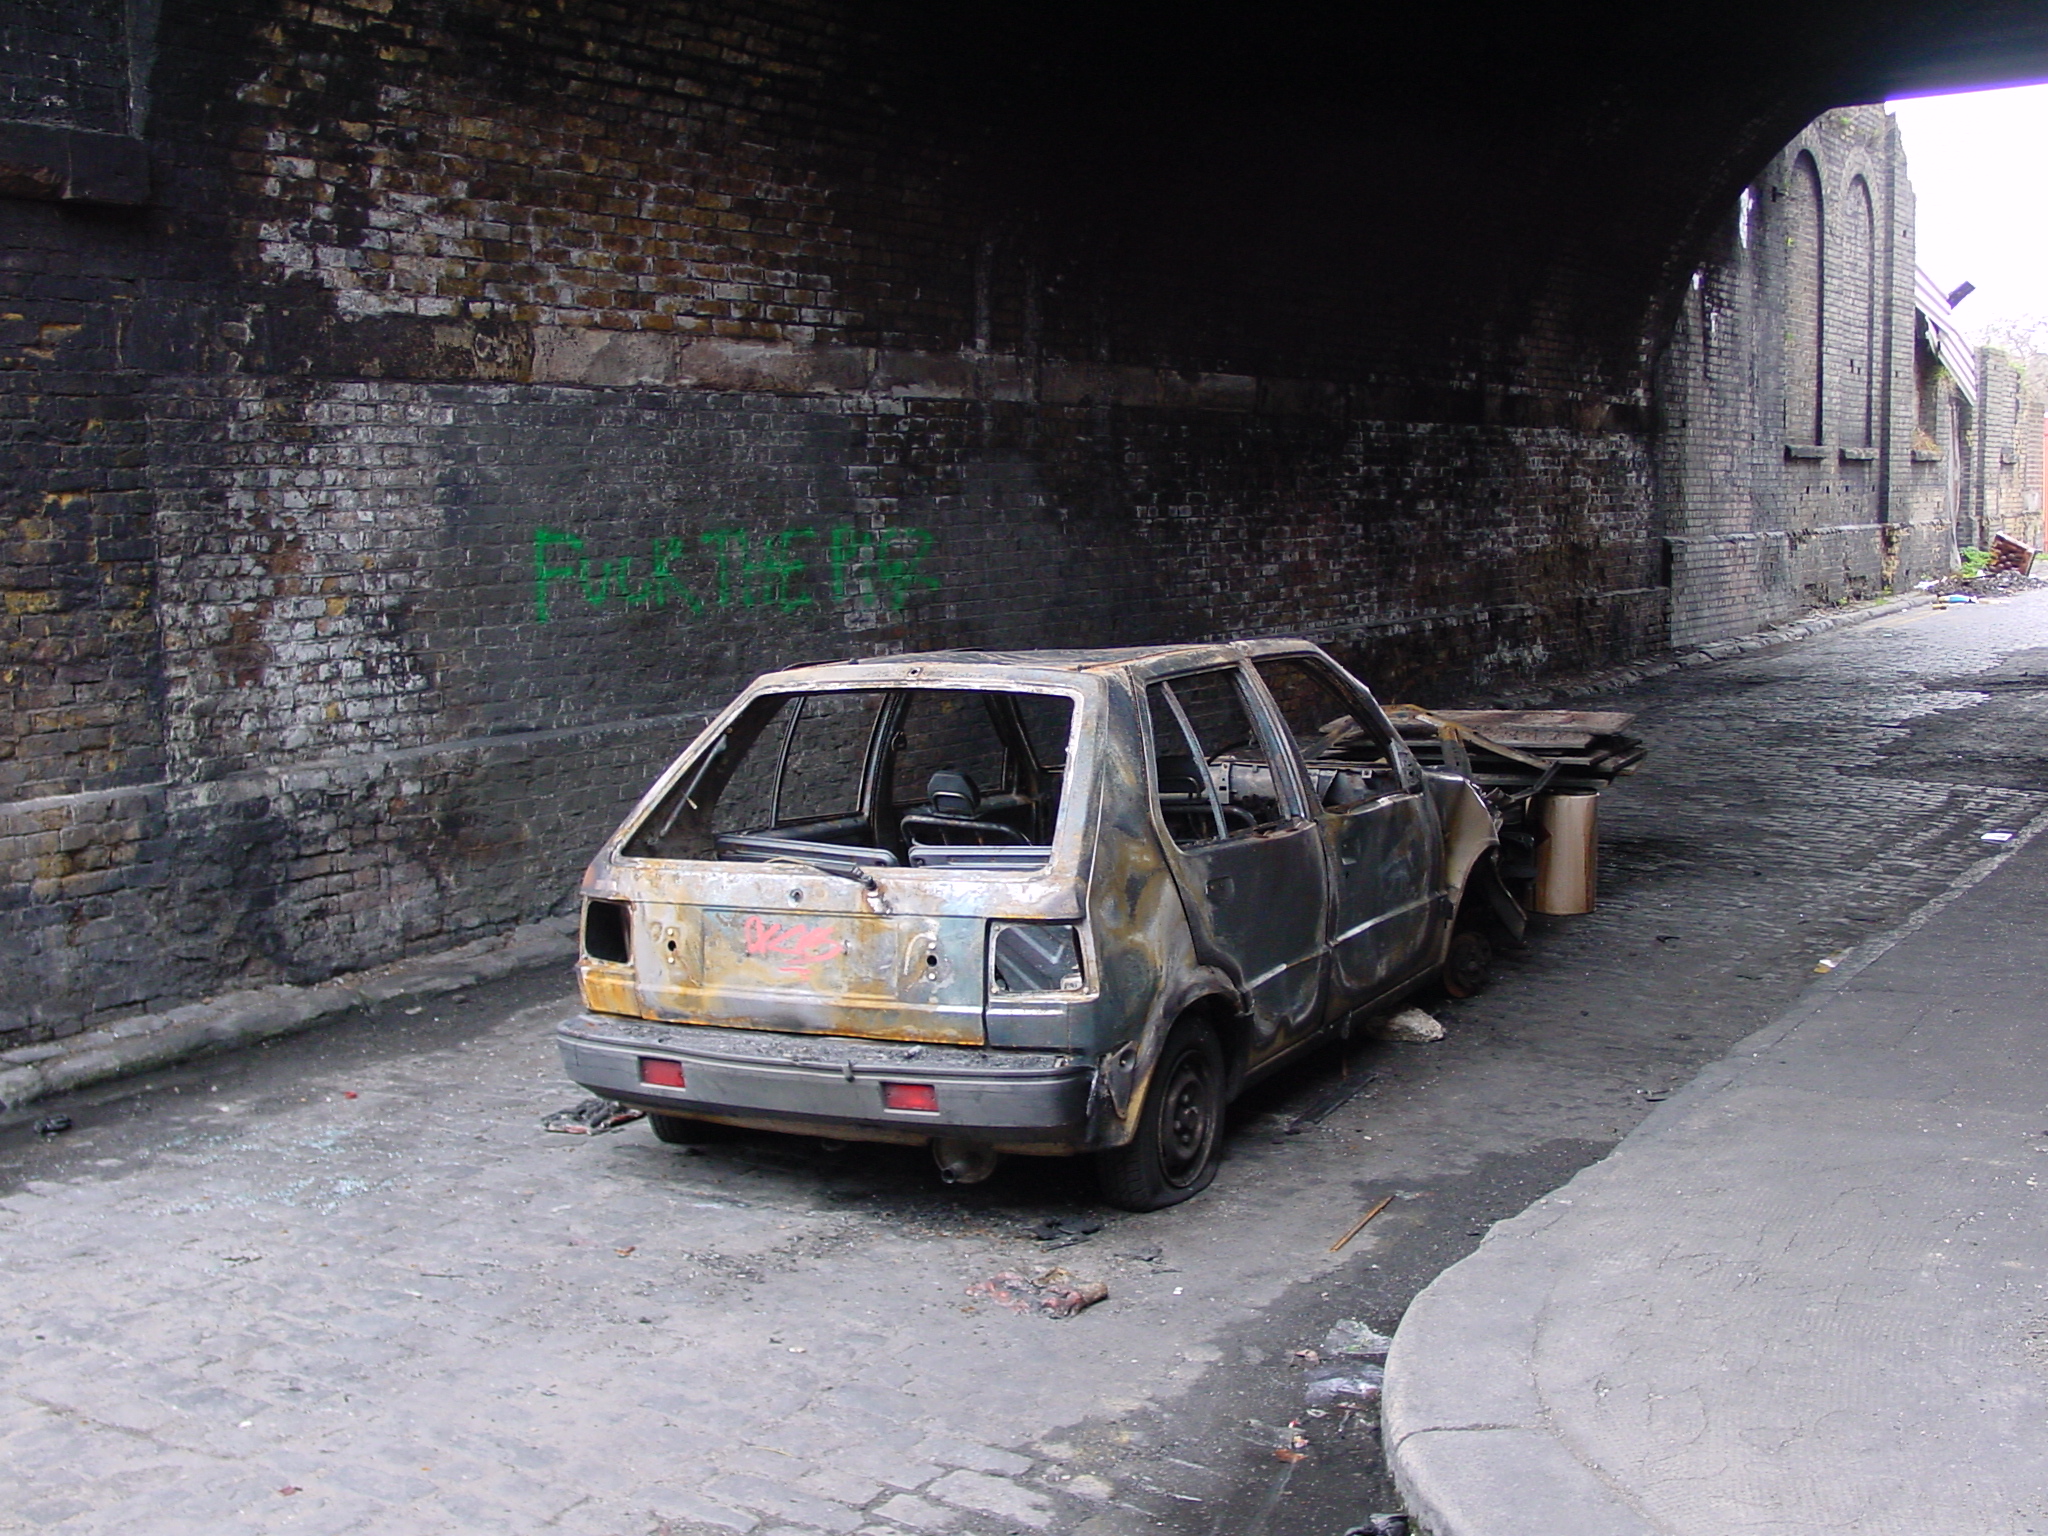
[741,914,845,977]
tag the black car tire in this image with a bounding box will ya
[1441,927,1494,998]
[1095,1018,1226,1211]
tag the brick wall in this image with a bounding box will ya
[1654,106,1955,648]
[1969,349,2047,552]
[1,0,132,135]
[0,0,1873,1044]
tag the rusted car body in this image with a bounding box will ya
[556,640,1518,1208]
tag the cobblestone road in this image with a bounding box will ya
[5,591,2045,1536]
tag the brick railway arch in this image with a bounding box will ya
[9,0,2048,1036]
[866,1,2048,410]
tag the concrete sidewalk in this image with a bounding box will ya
[1385,807,2048,1534]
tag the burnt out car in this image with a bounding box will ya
[556,640,1532,1210]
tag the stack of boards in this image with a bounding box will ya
[1383,708,1647,796]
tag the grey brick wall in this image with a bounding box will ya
[1654,106,1953,649]
[1970,349,2047,553]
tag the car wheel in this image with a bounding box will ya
[648,1112,740,1145]
[1441,928,1494,998]
[1095,1018,1226,1211]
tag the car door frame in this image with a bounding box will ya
[1244,653,1446,1011]
[1139,663,1332,1069]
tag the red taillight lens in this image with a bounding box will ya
[638,1058,686,1088]
[882,1082,938,1113]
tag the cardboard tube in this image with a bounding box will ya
[1533,789,1598,914]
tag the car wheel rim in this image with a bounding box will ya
[1157,1049,1217,1187]
[1446,932,1490,995]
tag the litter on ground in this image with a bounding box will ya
[966,1267,1109,1318]
[541,1099,645,1135]
[1322,1319,1395,1359]
[1024,1214,1104,1248]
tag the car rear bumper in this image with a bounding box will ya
[556,1011,1098,1151]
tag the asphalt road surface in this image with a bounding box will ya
[5,589,2045,1536]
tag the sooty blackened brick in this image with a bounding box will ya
[2,4,1984,1047]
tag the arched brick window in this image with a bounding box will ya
[1842,176,1877,448]
[1782,152,1825,444]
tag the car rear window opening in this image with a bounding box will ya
[622,688,1076,872]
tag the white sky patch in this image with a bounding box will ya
[1889,82,2048,345]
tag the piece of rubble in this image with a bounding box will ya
[966,1266,1109,1318]
[1383,1007,1444,1043]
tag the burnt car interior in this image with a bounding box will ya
[1146,670,1293,846]
[1146,661,1414,844]
[622,688,1076,871]
[1250,656,1408,809]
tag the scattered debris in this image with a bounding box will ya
[1923,565,2048,598]
[1025,1214,1103,1248]
[1813,951,1849,974]
[342,1091,358,1100]
[1273,1419,1311,1462]
[1329,1195,1395,1253]
[1115,1242,1166,1266]
[966,1267,1109,1318]
[1382,1007,1444,1043]
[1305,1364,1384,1408]
[1343,1517,1410,1536]
[541,1099,646,1135]
[34,1114,72,1137]
[614,1246,636,1257]
[277,1486,302,1497]
[1289,1347,1321,1367]
[1322,1319,1395,1359]
[1983,830,2016,843]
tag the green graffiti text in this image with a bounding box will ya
[533,523,940,624]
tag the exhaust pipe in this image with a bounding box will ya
[932,1139,999,1185]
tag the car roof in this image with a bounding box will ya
[757,639,1327,689]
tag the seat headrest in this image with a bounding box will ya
[927,770,981,818]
